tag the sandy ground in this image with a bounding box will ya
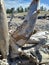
[7,12,49,31]
[35,19,49,31]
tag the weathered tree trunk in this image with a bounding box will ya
[10,0,40,58]
[12,0,40,41]
[0,0,9,59]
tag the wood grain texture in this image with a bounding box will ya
[0,0,9,59]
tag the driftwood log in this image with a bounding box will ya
[9,0,40,58]
[0,0,9,59]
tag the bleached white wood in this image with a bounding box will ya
[0,0,9,58]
